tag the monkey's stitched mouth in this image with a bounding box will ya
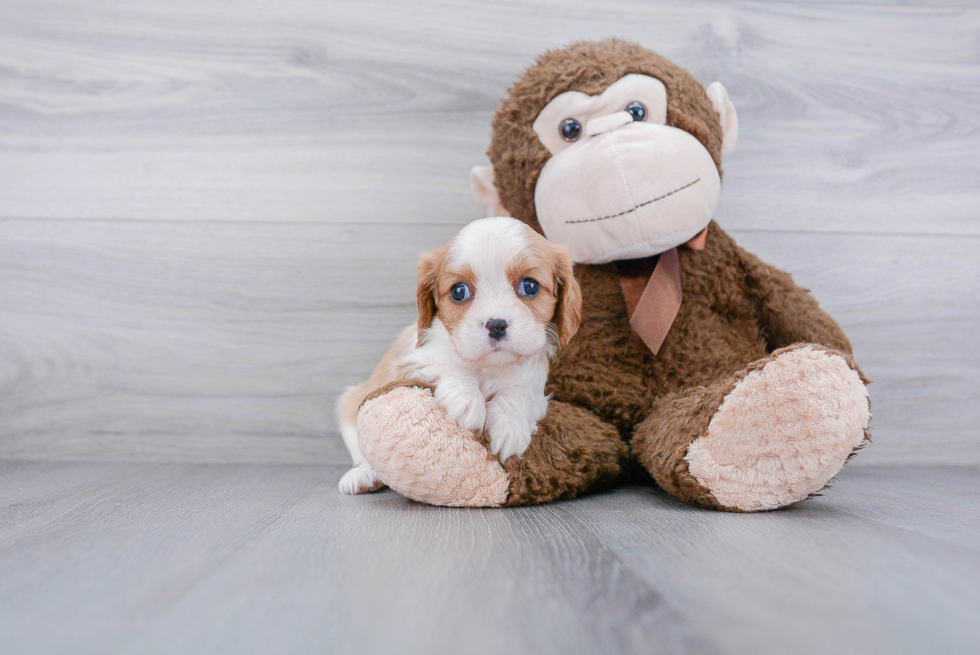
[564,178,701,224]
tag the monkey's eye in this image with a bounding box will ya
[625,101,647,122]
[559,118,582,142]
[518,278,540,298]
[449,282,471,303]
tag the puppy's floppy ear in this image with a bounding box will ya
[551,244,582,346]
[416,246,444,347]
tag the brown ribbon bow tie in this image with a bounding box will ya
[616,226,708,358]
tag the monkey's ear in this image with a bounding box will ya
[706,82,738,156]
[470,165,511,217]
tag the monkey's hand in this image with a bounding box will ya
[355,379,626,508]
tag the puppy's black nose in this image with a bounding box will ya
[485,318,508,341]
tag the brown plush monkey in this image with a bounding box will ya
[354,39,871,512]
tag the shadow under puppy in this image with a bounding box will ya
[336,216,582,494]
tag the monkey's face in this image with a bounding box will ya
[530,74,721,264]
[472,40,739,266]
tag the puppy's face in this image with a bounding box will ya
[417,217,582,367]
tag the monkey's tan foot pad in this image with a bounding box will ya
[685,346,871,512]
[357,383,509,507]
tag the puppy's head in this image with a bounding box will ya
[417,216,582,366]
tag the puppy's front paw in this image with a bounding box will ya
[485,406,533,462]
[338,463,385,495]
[435,385,487,432]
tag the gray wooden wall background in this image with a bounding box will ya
[1,0,977,467]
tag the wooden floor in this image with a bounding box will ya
[1,463,978,655]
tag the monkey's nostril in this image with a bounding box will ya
[486,318,508,341]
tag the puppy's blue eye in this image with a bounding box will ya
[519,278,540,297]
[450,282,470,303]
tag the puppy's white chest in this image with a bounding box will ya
[474,355,549,401]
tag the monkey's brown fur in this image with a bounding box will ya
[482,39,867,508]
[357,39,869,510]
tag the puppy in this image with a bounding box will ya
[336,216,582,495]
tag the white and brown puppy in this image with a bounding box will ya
[336,216,582,495]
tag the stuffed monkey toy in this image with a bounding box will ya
[354,39,871,511]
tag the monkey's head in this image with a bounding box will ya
[471,39,738,264]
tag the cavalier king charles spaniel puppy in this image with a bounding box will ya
[336,216,582,494]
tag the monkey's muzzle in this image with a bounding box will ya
[534,121,721,265]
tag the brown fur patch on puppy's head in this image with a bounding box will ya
[508,234,582,346]
[418,244,479,347]
[488,38,724,232]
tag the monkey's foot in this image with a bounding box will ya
[356,380,510,507]
[685,346,871,512]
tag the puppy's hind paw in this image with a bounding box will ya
[338,463,386,495]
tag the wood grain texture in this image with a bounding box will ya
[0,0,977,235]
[563,466,980,655]
[1,221,976,465]
[0,0,977,465]
[0,221,455,465]
[0,463,978,655]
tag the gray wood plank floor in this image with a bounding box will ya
[0,463,977,655]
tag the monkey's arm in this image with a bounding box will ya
[500,400,627,506]
[739,248,853,354]
[356,380,626,506]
